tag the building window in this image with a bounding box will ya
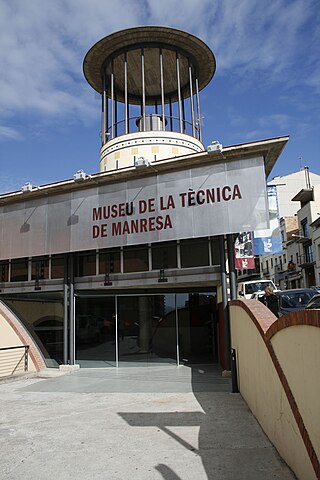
[151,242,177,270]
[99,249,121,274]
[0,261,9,282]
[51,255,65,279]
[180,238,209,268]
[304,243,313,263]
[283,254,286,264]
[301,218,309,237]
[271,258,273,268]
[10,258,28,282]
[123,246,149,273]
[210,238,220,265]
[31,257,49,280]
[76,251,96,277]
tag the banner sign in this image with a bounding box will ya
[254,185,282,255]
[234,231,255,270]
[0,157,268,260]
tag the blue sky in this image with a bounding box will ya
[0,0,319,193]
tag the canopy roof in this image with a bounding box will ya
[83,26,216,104]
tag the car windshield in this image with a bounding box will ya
[279,291,314,308]
[306,296,320,309]
[245,282,273,294]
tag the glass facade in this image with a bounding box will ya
[31,257,49,280]
[0,261,9,282]
[51,255,65,279]
[1,292,64,367]
[10,258,28,282]
[99,249,121,274]
[180,238,210,267]
[151,242,177,269]
[76,251,96,277]
[76,296,116,367]
[1,288,217,368]
[1,237,219,284]
[176,292,217,364]
[118,294,177,366]
[123,246,149,272]
[74,291,217,368]
[0,237,220,368]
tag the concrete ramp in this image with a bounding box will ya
[0,364,295,479]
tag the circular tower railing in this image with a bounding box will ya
[83,26,216,171]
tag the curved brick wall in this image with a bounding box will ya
[0,300,46,372]
[230,299,320,480]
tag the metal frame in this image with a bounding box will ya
[72,290,216,368]
[100,44,202,144]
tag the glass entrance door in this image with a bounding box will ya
[76,296,116,367]
[74,291,217,368]
[117,294,177,366]
[176,292,217,364]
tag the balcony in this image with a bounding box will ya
[298,253,315,267]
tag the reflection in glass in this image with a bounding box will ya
[76,251,96,276]
[51,255,65,279]
[0,261,9,282]
[10,258,29,282]
[31,257,49,280]
[1,289,217,369]
[76,296,116,367]
[151,241,177,269]
[180,238,209,267]
[118,295,176,366]
[210,238,220,265]
[1,292,64,367]
[99,249,121,274]
[123,246,149,272]
[177,292,217,364]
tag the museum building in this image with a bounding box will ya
[0,27,288,370]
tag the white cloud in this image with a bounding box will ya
[0,126,22,141]
[0,0,318,136]
[235,113,291,142]
[258,114,291,131]
[0,0,141,123]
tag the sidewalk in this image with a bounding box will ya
[0,365,295,479]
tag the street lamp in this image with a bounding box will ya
[292,234,309,240]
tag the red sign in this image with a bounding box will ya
[234,232,255,270]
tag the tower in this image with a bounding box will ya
[83,26,216,172]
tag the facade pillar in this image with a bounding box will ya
[219,235,231,370]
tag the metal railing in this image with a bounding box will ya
[105,114,200,141]
[0,345,29,377]
[298,253,314,265]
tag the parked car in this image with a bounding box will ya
[250,291,266,301]
[237,279,277,299]
[310,286,320,294]
[251,288,281,301]
[305,294,320,310]
[277,289,317,316]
